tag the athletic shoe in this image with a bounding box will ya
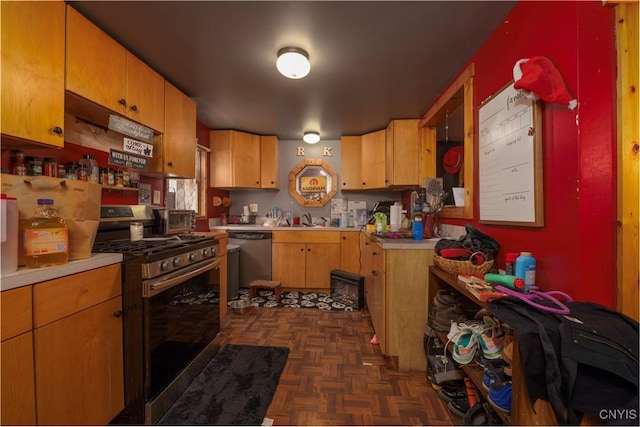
[432,305,468,332]
[482,367,509,391]
[447,322,479,364]
[488,382,512,413]
[436,380,467,402]
[473,316,505,359]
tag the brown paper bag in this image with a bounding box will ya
[0,174,101,263]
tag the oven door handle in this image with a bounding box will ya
[143,258,221,297]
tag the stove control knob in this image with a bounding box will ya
[160,260,170,271]
[189,253,198,262]
[173,257,181,267]
[202,248,210,257]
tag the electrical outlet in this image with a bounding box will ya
[153,190,161,204]
[249,203,258,212]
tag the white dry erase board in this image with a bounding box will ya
[478,81,544,227]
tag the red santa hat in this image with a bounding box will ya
[513,56,577,110]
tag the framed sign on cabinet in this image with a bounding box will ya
[478,81,544,227]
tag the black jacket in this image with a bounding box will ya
[489,298,639,425]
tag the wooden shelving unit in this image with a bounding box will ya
[427,265,559,426]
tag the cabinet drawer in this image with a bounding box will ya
[34,264,121,328]
[272,230,340,244]
[1,286,33,341]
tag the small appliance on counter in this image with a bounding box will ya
[152,208,196,235]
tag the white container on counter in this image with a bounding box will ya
[1,194,18,274]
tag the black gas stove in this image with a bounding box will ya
[94,206,222,424]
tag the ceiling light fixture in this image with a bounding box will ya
[303,131,320,144]
[276,47,310,79]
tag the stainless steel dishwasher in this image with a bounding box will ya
[228,231,272,288]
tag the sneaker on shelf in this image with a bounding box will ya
[447,322,479,364]
[434,289,463,306]
[433,305,468,332]
[473,316,505,359]
[436,380,466,402]
[488,381,512,413]
[428,352,465,386]
[482,366,509,391]
[447,397,471,418]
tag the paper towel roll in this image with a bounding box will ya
[243,205,250,215]
[390,204,402,231]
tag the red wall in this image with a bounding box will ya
[444,1,617,307]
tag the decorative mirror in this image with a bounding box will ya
[288,159,338,207]
[419,63,475,219]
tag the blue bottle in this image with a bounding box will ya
[515,252,536,292]
[412,208,423,240]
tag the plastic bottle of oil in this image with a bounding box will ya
[24,199,69,268]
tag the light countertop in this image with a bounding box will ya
[210,225,440,250]
[1,253,123,292]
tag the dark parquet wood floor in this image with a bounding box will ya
[214,306,454,426]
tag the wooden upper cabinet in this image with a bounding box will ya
[340,136,363,190]
[66,6,126,114]
[65,6,164,132]
[260,135,279,189]
[1,0,65,147]
[361,129,386,189]
[148,81,196,178]
[385,119,420,188]
[210,130,261,189]
[125,53,165,132]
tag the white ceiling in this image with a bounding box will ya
[68,1,517,141]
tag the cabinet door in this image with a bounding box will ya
[260,135,279,189]
[305,243,341,289]
[340,232,361,274]
[272,242,306,288]
[1,333,36,426]
[1,1,65,147]
[125,52,165,132]
[160,81,196,178]
[385,119,420,187]
[66,6,126,114]
[35,296,124,425]
[366,242,386,352]
[232,131,261,188]
[361,130,386,189]
[340,136,363,190]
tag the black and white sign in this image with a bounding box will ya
[123,137,154,158]
[108,149,148,171]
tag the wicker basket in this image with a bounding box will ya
[433,254,494,276]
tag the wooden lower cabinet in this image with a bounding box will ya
[272,231,341,290]
[1,286,36,426]
[339,231,362,274]
[33,264,124,425]
[363,236,433,371]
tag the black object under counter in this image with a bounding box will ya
[330,269,365,309]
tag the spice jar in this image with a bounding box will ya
[107,168,115,186]
[28,157,43,176]
[65,162,79,180]
[43,157,57,177]
[115,170,124,187]
[100,168,109,186]
[11,150,27,176]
